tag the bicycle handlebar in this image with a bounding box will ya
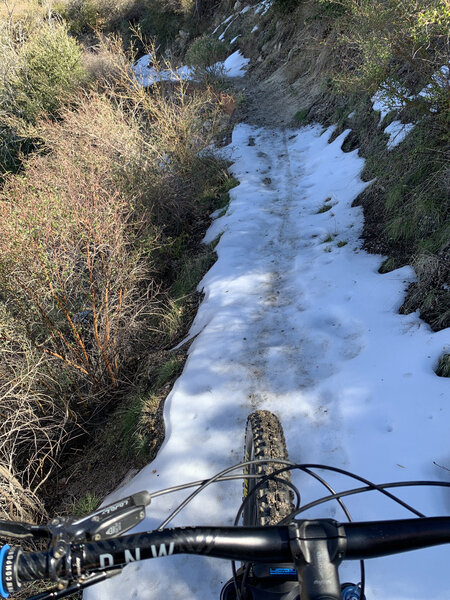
[1,517,450,598]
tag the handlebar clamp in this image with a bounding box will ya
[288,519,347,600]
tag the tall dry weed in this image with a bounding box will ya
[89,35,222,221]
[0,33,224,520]
[0,306,69,520]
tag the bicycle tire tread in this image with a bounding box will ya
[244,410,294,526]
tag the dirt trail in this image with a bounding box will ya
[220,125,358,462]
[229,74,302,128]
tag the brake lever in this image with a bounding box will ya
[49,490,152,543]
[0,521,49,540]
[42,491,151,590]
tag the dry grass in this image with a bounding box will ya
[0,307,69,521]
[88,36,222,221]
[0,0,48,22]
[401,250,450,330]
[0,37,225,521]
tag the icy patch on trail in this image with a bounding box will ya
[86,124,450,600]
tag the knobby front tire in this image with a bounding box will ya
[243,410,294,526]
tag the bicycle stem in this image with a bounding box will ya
[289,521,346,600]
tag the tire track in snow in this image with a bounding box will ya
[86,123,450,600]
[235,128,349,463]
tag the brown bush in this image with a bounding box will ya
[0,40,223,520]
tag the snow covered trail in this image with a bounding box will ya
[87,124,449,600]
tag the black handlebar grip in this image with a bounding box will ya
[15,550,49,586]
[1,546,49,597]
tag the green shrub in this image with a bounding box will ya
[59,0,181,51]
[185,35,229,80]
[0,19,86,170]
[274,0,346,15]
[130,1,180,52]
[333,0,450,120]
[13,21,86,120]
[57,0,106,35]
[273,0,304,14]
[73,493,101,516]
[315,0,348,17]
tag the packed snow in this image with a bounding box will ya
[213,5,253,39]
[371,89,408,124]
[212,14,233,35]
[373,66,449,122]
[419,65,449,100]
[221,50,249,77]
[132,55,193,87]
[218,17,237,41]
[86,124,450,600]
[418,66,450,111]
[384,120,415,150]
[132,51,249,87]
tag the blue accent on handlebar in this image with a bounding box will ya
[0,545,10,598]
